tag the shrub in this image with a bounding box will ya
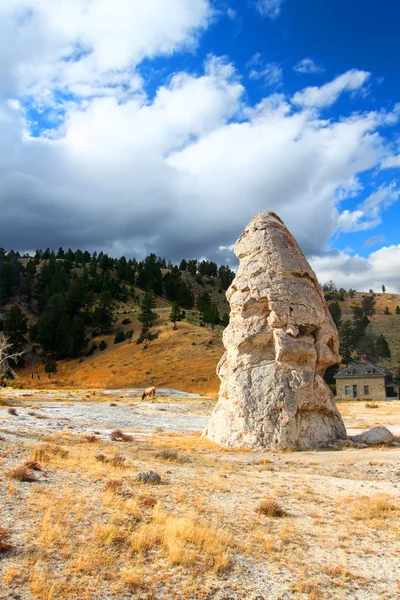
[110,429,133,442]
[255,498,287,518]
[6,465,37,482]
[114,331,126,344]
[8,407,17,416]
[0,526,12,553]
[122,318,131,325]
[91,329,98,338]
[99,340,107,351]
[87,343,97,356]
[365,402,379,409]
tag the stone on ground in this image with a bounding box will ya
[204,211,346,450]
[351,426,394,446]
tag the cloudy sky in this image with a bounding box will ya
[1,0,400,291]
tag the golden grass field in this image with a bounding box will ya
[16,301,223,395]
[1,394,400,600]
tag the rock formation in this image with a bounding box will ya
[204,211,346,450]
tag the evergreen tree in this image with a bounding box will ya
[92,291,115,333]
[179,259,188,271]
[203,302,220,329]
[328,301,342,328]
[169,302,185,330]
[138,292,158,328]
[44,358,57,378]
[196,291,212,313]
[396,305,400,315]
[4,305,28,352]
[384,306,391,315]
[339,320,358,365]
[376,334,391,358]
[382,284,386,293]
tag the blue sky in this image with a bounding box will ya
[0,0,399,290]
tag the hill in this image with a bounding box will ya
[1,248,400,393]
[16,297,224,394]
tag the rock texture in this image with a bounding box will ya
[350,427,394,446]
[204,211,346,450]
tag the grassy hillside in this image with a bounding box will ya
[4,256,400,393]
[338,291,400,367]
[16,295,224,395]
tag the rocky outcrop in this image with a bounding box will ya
[204,211,346,450]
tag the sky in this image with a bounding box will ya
[1,0,400,291]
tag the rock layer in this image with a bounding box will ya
[204,211,346,450]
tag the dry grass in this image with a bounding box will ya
[256,498,288,518]
[110,429,133,442]
[365,402,379,409]
[155,448,190,463]
[6,465,37,482]
[349,494,398,521]
[1,399,400,599]
[0,525,12,552]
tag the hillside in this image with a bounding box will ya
[16,297,224,394]
[337,291,400,367]
[1,248,400,393]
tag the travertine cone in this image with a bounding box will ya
[204,211,346,450]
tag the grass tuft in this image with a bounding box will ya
[6,465,37,482]
[256,498,288,518]
[110,429,133,442]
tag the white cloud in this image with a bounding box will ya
[381,154,400,169]
[254,0,285,19]
[311,246,400,293]
[0,1,399,294]
[247,54,282,87]
[293,69,370,108]
[0,0,213,101]
[337,185,399,233]
[293,58,324,75]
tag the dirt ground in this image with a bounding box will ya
[1,391,399,600]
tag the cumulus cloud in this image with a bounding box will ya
[311,246,400,293]
[337,185,399,233]
[381,154,400,169]
[0,0,212,101]
[254,0,285,19]
[293,58,325,75]
[293,69,370,108]
[0,0,399,294]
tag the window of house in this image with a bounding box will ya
[364,385,369,395]
[345,386,350,396]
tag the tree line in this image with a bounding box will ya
[0,247,235,380]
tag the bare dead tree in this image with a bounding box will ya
[0,335,25,379]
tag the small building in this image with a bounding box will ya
[335,360,399,401]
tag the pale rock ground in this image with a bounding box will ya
[0,389,399,600]
[205,212,346,450]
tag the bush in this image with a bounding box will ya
[99,340,107,351]
[122,318,131,325]
[255,498,287,518]
[87,342,97,356]
[91,329,98,338]
[114,331,126,344]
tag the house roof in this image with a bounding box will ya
[335,360,390,379]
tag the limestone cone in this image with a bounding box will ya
[204,211,346,450]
